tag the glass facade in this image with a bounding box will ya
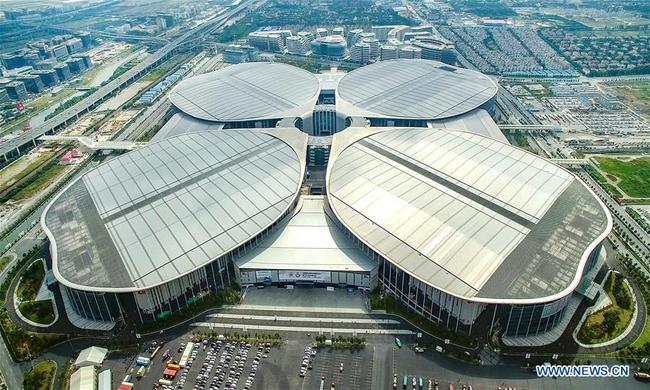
[504,296,569,337]
[62,286,121,323]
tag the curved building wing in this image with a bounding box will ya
[336,60,498,120]
[169,62,320,122]
[327,127,611,303]
[43,130,306,292]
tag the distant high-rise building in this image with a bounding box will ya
[380,45,398,61]
[332,27,344,37]
[316,28,328,38]
[16,75,44,94]
[310,36,347,58]
[66,57,86,74]
[35,60,55,70]
[156,15,168,30]
[78,32,92,48]
[1,53,26,70]
[223,45,259,64]
[73,54,93,69]
[297,31,314,43]
[5,81,28,101]
[51,45,69,59]
[0,89,10,104]
[398,45,421,59]
[362,38,380,59]
[248,31,290,52]
[371,25,397,42]
[155,14,175,29]
[31,42,51,58]
[412,38,456,65]
[286,36,309,55]
[359,32,376,41]
[32,69,60,87]
[350,42,371,64]
[54,63,72,81]
[24,51,41,67]
[346,29,363,47]
[65,38,84,55]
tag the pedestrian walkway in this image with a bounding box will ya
[207,313,399,325]
[225,304,367,314]
[191,322,415,335]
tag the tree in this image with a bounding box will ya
[603,311,620,333]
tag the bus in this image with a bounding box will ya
[418,377,424,389]
[402,375,408,389]
[395,338,402,348]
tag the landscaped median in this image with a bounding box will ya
[314,334,366,349]
[618,255,650,362]
[0,246,66,361]
[369,289,477,349]
[576,272,635,345]
[23,359,57,390]
[14,259,56,326]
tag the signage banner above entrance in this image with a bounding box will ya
[256,270,272,282]
[278,270,331,282]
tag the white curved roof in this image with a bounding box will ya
[327,127,611,303]
[43,129,307,292]
[337,60,498,120]
[169,62,320,122]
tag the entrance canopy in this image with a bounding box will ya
[234,196,375,273]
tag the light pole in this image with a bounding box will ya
[26,334,34,370]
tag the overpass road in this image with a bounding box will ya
[0,0,254,163]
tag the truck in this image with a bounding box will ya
[158,378,172,385]
[136,366,145,380]
[178,342,194,368]
[135,357,150,366]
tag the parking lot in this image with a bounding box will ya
[103,319,650,390]
[304,347,373,390]
[114,334,278,390]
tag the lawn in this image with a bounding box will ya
[19,300,55,325]
[503,131,538,154]
[141,54,191,82]
[0,151,56,194]
[23,359,56,390]
[16,260,45,302]
[0,256,12,272]
[11,163,67,202]
[609,81,650,120]
[594,156,650,198]
[577,272,634,344]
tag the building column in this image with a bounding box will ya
[468,304,477,336]
[504,306,513,336]
[133,293,144,324]
[445,293,448,329]
[455,299,462,333]
[488,304,498,336]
